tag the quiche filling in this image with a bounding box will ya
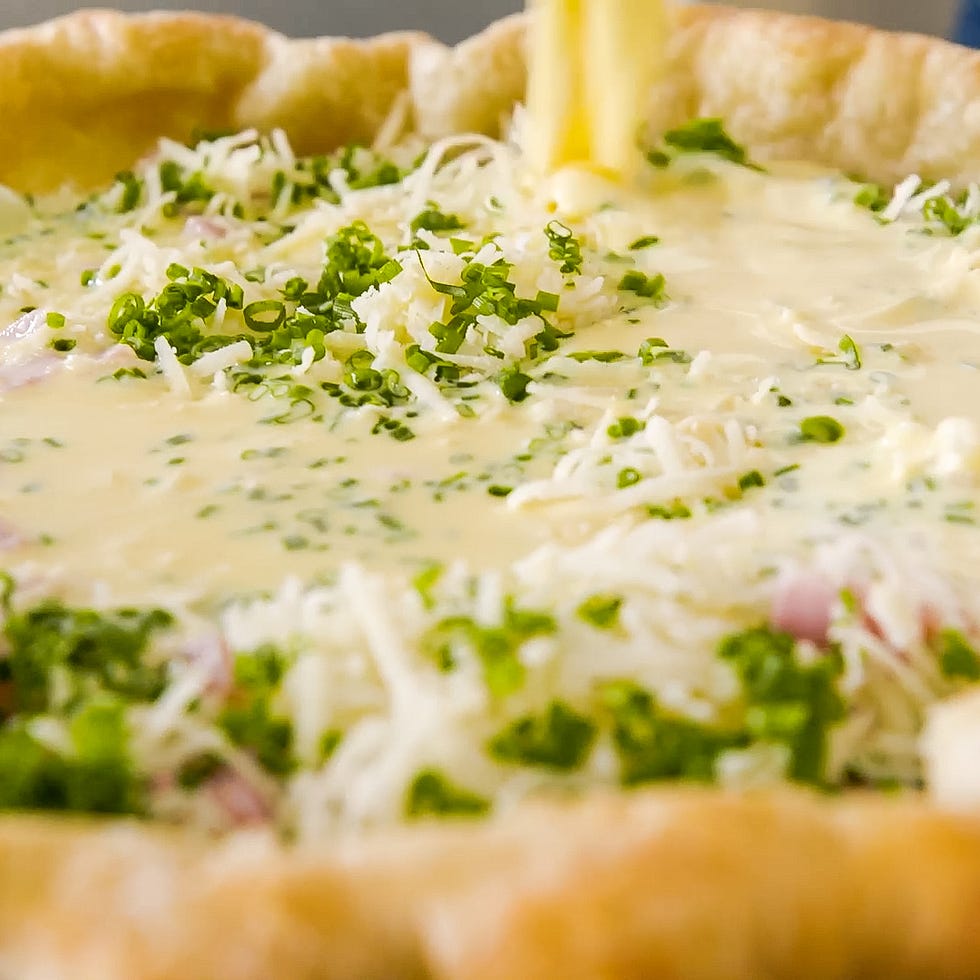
[1,122,979,835]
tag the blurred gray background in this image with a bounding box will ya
[0,1,960,44]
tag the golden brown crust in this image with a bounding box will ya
[3,5,980,977]
[655,6,980,186]
[0,9,423,193]
[11,5,980,192]
[5,792,980,978]
[410,5,980,186]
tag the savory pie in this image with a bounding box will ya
[3,4,980,978]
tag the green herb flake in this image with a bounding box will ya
[3,599,173,713]
[799,416,845,444]
[937,629,980,682]
[619,271,668,306]
[660,118,760,169]
[113,170,144,213]
[646,499,692,521]
[600,681,741,786]
[645,149,672,169]
[319,729,344,764]
[577,594,623,630]
[498,365,533,403]
[839,335,862,371]
[286,144,411,207]
[412,562,444,611]
[544,220,584,275]
[488,701,596,770]
[638,337,690,365]
[719,627,845,784]
[159,159,215,215]
[568,350,626,363]
[853,182,890,213]
[923,195,974,236]
[405,769,490,819]
[243,299,286,333]
[0,700,141,815]
[607,416,644,440]
[411,206,465,236]
[617,467,643,489]
[218,645,295,776]
[738,470,766,492]
[421,600,556,697]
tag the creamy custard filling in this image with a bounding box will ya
[1,126,980,834]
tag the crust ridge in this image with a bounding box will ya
[6,5,980,192]
[4,792,980,978]
[409,5,980,185]
[0,9,427,193]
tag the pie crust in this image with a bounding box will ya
[3,6,980,978]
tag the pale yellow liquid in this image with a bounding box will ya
[525,0,667,176]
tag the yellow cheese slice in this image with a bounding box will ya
[525,0,667,177]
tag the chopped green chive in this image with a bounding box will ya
[619,271,668,305]
[638,337,690,365]
[243,300,286,333]
[405,769,490,818]
[568,350,626,363]
[600,680,740,786]
[498,365,532,403]
[607,416,644,440]
[646,500,692,520]
[937,629,980,681]
[577,594,623,630]
[544,220,583,275]
[839,335,862,371]
[617,467,643,489]
[488,701,596,770]
[658,118,760,170]
[799,416,845,444]
[410,206,465,236]
[738,470,765,491]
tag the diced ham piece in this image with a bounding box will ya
[0,309,45,343]
[771,571,837,646]
[0,356,60,392]
[98,344,141,367]
[772,569,950,661]
[0,521,23,550]
[184,216,228,240]
[183,633,233,698]
[207,770,272,828]
[0,310,60,392]
[150,771,177,796]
